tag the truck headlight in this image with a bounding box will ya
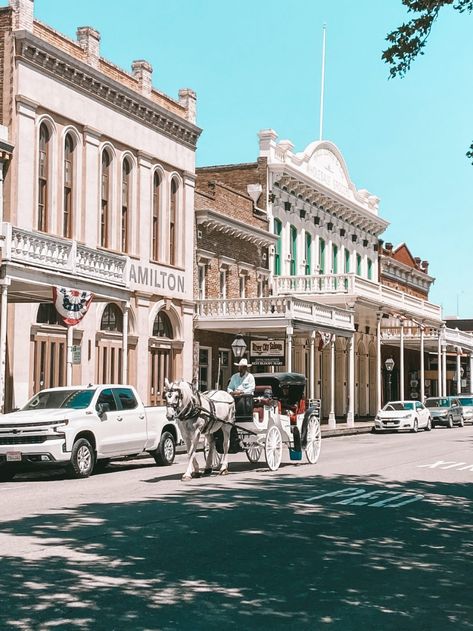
[53,420,69,431]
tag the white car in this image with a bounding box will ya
[374,400,432,433]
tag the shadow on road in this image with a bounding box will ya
[1,472,472,630]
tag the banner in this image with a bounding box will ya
[317,331,334,351]
[53,286,94,327]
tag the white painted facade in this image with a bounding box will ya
[0,0,200,410]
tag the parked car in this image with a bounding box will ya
[0,385,182,481]
[425,396,464,428]
[374,400,431,433]
[456,395,473,424]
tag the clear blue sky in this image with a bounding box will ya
[10,0,473,317]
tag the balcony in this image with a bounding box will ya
[1,224,129,287]
[273,273,442,323]
[195,296,354,333]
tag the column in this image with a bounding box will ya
[347,334,355,426]
[437,331,442,397]
[66,325,74,386]
[286,325,293,372]
[442,343,447,396]
[420,325,425,402]
[400,320,405,400]
[309,330,316,400]
[0,282,9,412]
[328,335,336,428]
[456,349,462,395]
[376,312,382,410]
[122,303,129,383]
[470,354,473,394]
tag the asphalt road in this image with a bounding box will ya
[1,425,473,631]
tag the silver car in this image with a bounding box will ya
[425,396,464,428]
[457,395,473,424]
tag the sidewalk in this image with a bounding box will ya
[321,417,374,438]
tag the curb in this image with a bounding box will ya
[322,425,373,438]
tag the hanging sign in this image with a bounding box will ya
[53,286,93,327]
[250,340,285,366]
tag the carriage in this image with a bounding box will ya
[210,372,322,471]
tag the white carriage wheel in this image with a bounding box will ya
[305,414,322,464]
[203,441,222,469]
[265,425,283,471]
[246,444,262,463]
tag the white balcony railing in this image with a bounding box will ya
[274,273,442,322]
[1,224,128,287]
[381,326,473,352]
[196,296,354,331]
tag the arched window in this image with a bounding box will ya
[100,150,111,248]
[152,171,161,261]
[100,304,123,332]
[121,158,131,252]
[274,218,282,275]
[289,225,297,275]
[169,178,178,266]
[305,232,312,275]
[319,238,326,273]
[37,303,63,326]
[63,133,74,239]
[38,123,50,232]
[152,310,173,338]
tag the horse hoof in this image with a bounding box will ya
[182,474,192,481]
[203,468,213,476]
[219,468,229,476]
[191,471,201,479]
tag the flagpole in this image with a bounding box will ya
[66,325,73,385]
[319,24,326,141]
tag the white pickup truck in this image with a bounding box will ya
[0,384,181,481]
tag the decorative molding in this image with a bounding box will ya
[15,31,202,150]
[196,208,278,248]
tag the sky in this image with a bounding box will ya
[6,0,473,317]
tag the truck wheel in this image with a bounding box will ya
[0,466,15,482]
[69,438,95,478]
[154,432,176,466]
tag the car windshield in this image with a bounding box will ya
[425,398,450,408]
[459,397,473,405]
[22,389,96,411]
[382,402,414,411]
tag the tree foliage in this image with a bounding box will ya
[382,0,473,162]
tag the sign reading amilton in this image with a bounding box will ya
[129,263,185,296]
[250,340,285,367]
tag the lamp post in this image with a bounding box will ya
[231,334,247,360]
[385,357,395,402]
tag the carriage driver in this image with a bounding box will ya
[227,358,255,396]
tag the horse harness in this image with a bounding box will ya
[168,385,231,433]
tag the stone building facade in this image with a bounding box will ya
[0,0,200,410]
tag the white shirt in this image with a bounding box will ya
[227,370,255,395]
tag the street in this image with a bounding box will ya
[1,426,473,631]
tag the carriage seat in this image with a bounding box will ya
[253,386,273,421]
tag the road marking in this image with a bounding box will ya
[418,460,473,471]
[306,486,424,509]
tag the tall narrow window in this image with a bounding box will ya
[219,269,227,299]
[356,253,362,276]
[100,151,111,248]
[367,257,373,280]
[274,218,282,275]
[332,244,338,274]
[319,238,326,273]
[305,233,312,275]
[152,171,161,261]
[344,248,350,273]
[121,158,131,252]
[170,178,178,266]
[198,264,206,300]
[38,123,50,232]
[63,133,74,239]
[290,225,297,275]
[239,274,247,298]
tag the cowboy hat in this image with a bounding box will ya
[234,357,252,368]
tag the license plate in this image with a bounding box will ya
[6,451,21,462]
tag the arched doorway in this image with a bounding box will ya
[149,309,182,405]
[96,303,123,384]
[357,339,368,416]
[369,341,377,415]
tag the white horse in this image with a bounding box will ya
[164,378,236,481]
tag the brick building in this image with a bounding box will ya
[0,0,200,410]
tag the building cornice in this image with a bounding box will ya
[196,209,278,248]
[14,31,202,150]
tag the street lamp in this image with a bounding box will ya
[385,357,395,402]
[231,334,247,359]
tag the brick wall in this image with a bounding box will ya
[0,7,12,124]
[197,158,268,205]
